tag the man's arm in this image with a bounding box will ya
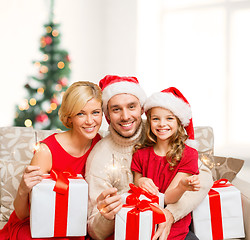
[85,141,122,240]
[165,161,213,222]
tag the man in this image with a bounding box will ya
[85,75,213,240]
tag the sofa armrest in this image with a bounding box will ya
[232,176,250,240]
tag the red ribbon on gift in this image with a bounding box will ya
[44,169,82,237]
[123,184,166,240]
[208,179,233,240]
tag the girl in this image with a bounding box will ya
[0,81,103,240]
[131,87,200,240]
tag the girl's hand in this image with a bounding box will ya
[179,175,200,192]
[18,165,43,196]
[138,177,159,195]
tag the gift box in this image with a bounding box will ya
[192,179,245,240]
[115,184,166,240]
[30,169,88,238]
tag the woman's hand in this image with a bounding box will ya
[179,175,200,192]
[138,177,159,195]
[18,165,43,196]
[152,207,174,240]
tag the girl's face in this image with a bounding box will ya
[150,107,178,142]
[70,98,102,140]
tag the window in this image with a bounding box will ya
[137,0,250,159]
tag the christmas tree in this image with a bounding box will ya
[14,0,70,130]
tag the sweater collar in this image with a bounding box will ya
[109,122,144,149]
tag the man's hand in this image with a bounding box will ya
[179,175,200,192]
[96,187,123,220]
[138,177,159,195]
[152,208,174,240]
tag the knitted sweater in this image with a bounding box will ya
[85,122,213,240]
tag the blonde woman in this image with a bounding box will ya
[0,81,103,240]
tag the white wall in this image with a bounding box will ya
[0,0,138,129]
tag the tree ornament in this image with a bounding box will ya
[25,84,30,89]
[58,77,68,86]
[50,97,58,105]
[35,113,49,123]
[44,36,52,45]
[65,55,71,62]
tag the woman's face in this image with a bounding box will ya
[150,107,178,142]
[70,98,102,140]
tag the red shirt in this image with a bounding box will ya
[131,145,198,240]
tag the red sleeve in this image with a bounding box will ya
[131,150,143,174]
[178,146,199,175]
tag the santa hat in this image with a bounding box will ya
[99,75,147,116]
[144,87,197,149]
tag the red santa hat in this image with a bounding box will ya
[99,75,147,116]
[144,87,197,149]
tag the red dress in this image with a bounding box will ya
[131,145,198,240]
[0,133,101,240]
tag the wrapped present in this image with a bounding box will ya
[115,184,166,240]
[192,179,245,240]
[30,169,88,238]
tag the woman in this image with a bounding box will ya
[0,81,103,240]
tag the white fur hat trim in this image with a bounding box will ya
[144,92,192,126]
[102,81,147,114]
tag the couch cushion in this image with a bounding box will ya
[213,156,244,182]
[194,126,214,154]
[0,159,27,221]
[0,127,35,163]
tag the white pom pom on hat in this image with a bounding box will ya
[144,87,197,149]
[99,75,147,116]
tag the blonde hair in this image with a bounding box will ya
[134,108,188,169]
[58,81,102,128]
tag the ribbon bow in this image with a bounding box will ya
[124,184,166,240]
[127,183,160,205]
[49,169,78,194]
[212,178,233,188]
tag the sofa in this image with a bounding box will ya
[0,126,249,239]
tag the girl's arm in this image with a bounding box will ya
[14,143,52,220]
[133,171,159,195]
[164,172,200,205]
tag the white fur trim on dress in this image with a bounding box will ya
[144,92,192,126]
[102,81,147,115]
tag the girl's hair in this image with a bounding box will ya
[58,81,102,128]
[134,108,188,169]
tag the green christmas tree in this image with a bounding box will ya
[14,1,70,130]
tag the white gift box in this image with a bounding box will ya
[115,206,155,240]
[115,186,165,240]
[30,174,88,238]
[192,181,245,240]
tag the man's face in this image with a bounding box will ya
[107,93,143,138]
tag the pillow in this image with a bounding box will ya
[213,156,244,182]
[194,126,214,154]
[0,126,35,164]
[0,160,27,221]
